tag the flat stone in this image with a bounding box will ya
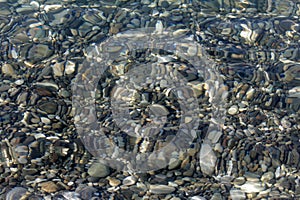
[88,162,110,178]
[199,143,217,176]
[40,181,59,193]
[240,181,265,193]
[107,177,121,187]
[123,176,137,186]
[207,130,223,143]
[75,185,97,199]
[38,101,57,114]
[168,158,181,170]
[149,104,169,116]
[230,189,246,200]
[5,187,27,200]
[149,185,175,194]
[261,171,274,182]
[40,117,51,124]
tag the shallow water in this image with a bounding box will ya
[0,0,299,199]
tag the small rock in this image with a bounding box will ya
[240,181,265,193]
[211,193,223,200]
[123,176,137,186]
[40,181,59,193]
[149,104,169,116]
[230,189,246,200]
[2,63,16,77]
[22,168,38,175]
[52,62,64,77]
[190,196,207,200]
[184,116,193,123]
[40,117,51,124]
[228,105,239,115]
[207,130,223,143]
[65,60,76,75]
[75,185,97,199]
[261,171,274,182]
[15,79,24,85]
[168,158,181,170]
[149,185,175,194]
[199,143,217,176]
[233,177,246,185]
[88,162,110,178]
[107,177,121,187]
[5,187,27,200]
[38,101,57,114]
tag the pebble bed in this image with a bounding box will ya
[0,0,300,199]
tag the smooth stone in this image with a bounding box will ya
[27,44,53,63]
[214,143,223,153]
[107,177,121,187]
[149,104,169,116]
[88,162,110,178]
[207,130,223,143]
[168,158,181,170]
[22,168,38,175]
[190,196,207,200]
[40,181,59,193]
[199,143,217,176]
[184,116,193,123]
[38,101,57,114]
[65,61,75,75]
[233,177,246,185]
[261,171,274,182]
[123,176,137,186]
[228,105,239,115]
[15,79,24,85]
[230,189,246,200]
[52,62,64,77]
[211,193,223,200]
[75,185,97,199]
[5,187,27,200]
[149,185,175,194]
[2,64,16,77]
[240,181,265,193]
[40,117,51,124]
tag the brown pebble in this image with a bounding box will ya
[40,181,59,193]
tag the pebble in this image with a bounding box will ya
[0,1,299,199]
[239,181,265,193]
[65,61,76,75]
[190,196,207,200]
[207,130,223,143]
[261,171,274,182]
[88,162,110,178]
[230,189,246,200]
[15,79,24,85]
[5,187,27,200]
[233,177,246,185]
[107,177,121,187]
[40,181,59,193]
[40,117,51,124]
[52,62,64,77]
[211,193,223,200]
[199,143,217,175]
[1,63,16,77]
[228,105,239,115]
[122,176,137,186]
[168,158,181,170]
[149,185,175,194]
[75,185,97,199]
